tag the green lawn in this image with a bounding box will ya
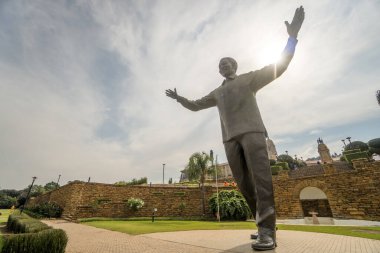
[82,220,256,235]
[82,219,380,240]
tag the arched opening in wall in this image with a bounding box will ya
[299,187,333,217]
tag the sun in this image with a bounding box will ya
[257,41,284,66]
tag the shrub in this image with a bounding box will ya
[209,190,251,221]
[269,159,277,166]
[1,229,67,253]
[271,166,283,175]
[26,202,63,218]
[275,162,289,170]
[126,198,144,212]
[368,138,380,155]
[344,151,369,163]
[7,214,49,234]
[344,141,369,152]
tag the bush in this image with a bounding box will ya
[271,166,283,175]
[209,190,251,221]
[26,202,63,218]
[1,229,67,253]
[275,162,289,170]
[126,198,144,212]
[368,138,380,155]
[344,151,369,163]
[269,159,277,166]
[344,141,369,152]
[7,214,49,234]
[0,195,17,209]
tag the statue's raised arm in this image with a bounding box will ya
[285,6,305,38]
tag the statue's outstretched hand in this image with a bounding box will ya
[165,88,178,100]
[285,6,305,38]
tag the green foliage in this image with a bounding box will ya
[277,154,295,169]
[275,162,289,170]
[186,152,212,182]
[368,138,380,155]
[43,182,60,192]
[126,198,144,212]
[7,214,50,234]
[344,141,369,152]
[0,195,17,209]
[270,166,283,175]
[344,151,369,163]
[187,152,213,215]
[209,190,251,221]
[0,190,20,198]
[26,202,63,218]
[269,159,277,166]
[114,177,148,186]
[1,228,67,253]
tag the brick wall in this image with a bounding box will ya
[274,160,380,220]
[30,160,380,221]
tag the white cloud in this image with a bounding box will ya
[1,0,379,189]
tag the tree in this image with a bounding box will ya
[344,141,369,152]
[0,194,17,208]
[44,181,60,192]
[368,138,380,155]
[277,154,295,169]
[21,184,46,198]
[186,152,213,215]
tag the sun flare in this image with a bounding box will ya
[257,41,284,65]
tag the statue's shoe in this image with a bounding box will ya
[251,234,276,251]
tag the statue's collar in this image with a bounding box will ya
[222,74,237,85]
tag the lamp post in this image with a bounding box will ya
[346,137,351,144]
[285,150,288,155]
[20,176,37,214]
[341,139,346,147]
[162,164,165,184]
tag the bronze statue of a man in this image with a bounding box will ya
[166,6,304,251]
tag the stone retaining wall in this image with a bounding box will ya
[30,160,380,221]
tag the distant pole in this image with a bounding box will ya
[341,139,346,147]
[88,177,91,183]
[346,137,352,144]
[215,155,220,222]
[56,174,61,188]
[20,176,37,214]
[162,164,166,184]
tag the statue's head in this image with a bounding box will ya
[219,57,237,78]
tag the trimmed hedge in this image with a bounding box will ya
[3,213,68,253]
[7,214,49,234]
[1,229,67,253]
[271,165,283,175]
[275,162,289,170]
[344,151,369,163]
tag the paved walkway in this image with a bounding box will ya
[43,220,380,253]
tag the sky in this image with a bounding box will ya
[0,0,379,190]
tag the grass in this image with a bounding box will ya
[82,218,380,240]
[0,209,12,251]
[82,219,256,235]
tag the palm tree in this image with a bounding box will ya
[186,152,213,215]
